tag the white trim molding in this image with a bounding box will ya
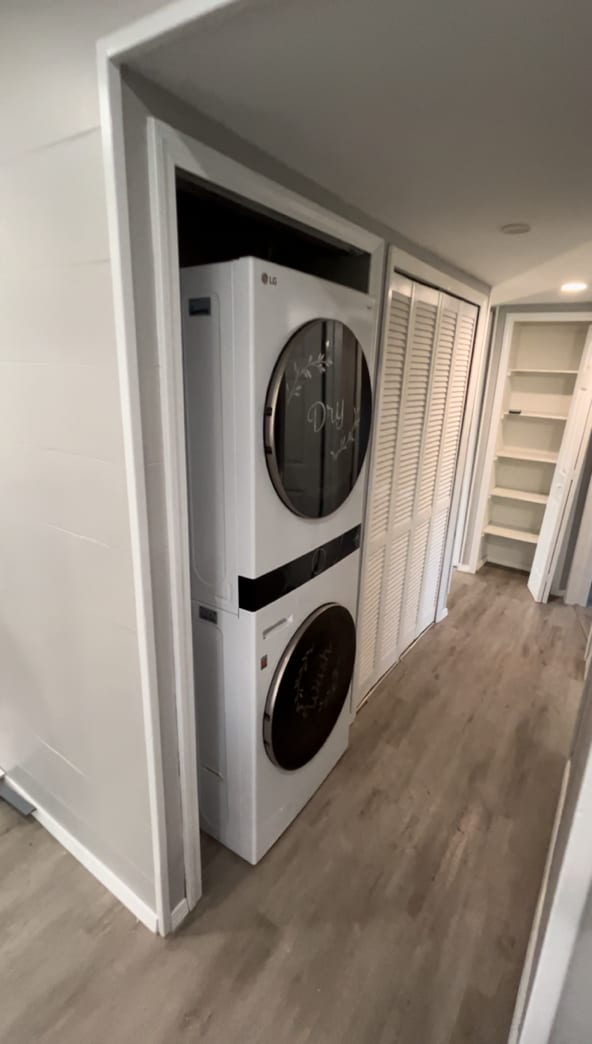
[97,50,171,935]
[97,2,257,935]
[8,778,159,934]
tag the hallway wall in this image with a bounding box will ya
[550,883,592,1043]
[0,0,164,914]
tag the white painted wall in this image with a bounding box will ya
[0,0,165,913]
[549,883,592,1043]
[513,664,592,1044]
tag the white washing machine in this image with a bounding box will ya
[180,257,375,862]
[180,257,375,613]
[192,543,360,864]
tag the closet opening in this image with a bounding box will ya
[156,135,386,909]
[176,172,372,291]
[475,315,592,604]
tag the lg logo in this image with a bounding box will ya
[261,272,277,286]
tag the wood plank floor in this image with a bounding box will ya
[1,565,589,1044]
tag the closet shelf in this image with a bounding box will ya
[503,411,567,421]
[483,524,539,545]
[495,446,558,464]
[490,487,549,505]
[509,368,579,376]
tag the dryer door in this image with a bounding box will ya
[263,603,356,770]
[264,319,372,518]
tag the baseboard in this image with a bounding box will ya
[7,777,159,934]
[436,607,449,623]
[171,897,190,931]
[455,558,485,574]
[506,758,571,1044]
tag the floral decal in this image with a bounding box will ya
[286,352,333,405]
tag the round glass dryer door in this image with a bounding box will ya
[264,319,372,518]
[263,603,356,771]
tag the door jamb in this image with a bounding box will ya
[146,118,385,920]
[97,0,245,938]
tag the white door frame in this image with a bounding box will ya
[465,310,592,575]
[147,117,385,917]
[97,0,249,939]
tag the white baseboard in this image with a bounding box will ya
[456,558,485,574]
[171,897,190,931]
[7,777,159,934]
[436,607,449,623]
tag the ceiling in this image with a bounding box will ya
[128,0,592,297]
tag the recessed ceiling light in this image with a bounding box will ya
[500,222,531,235]
[560,281,588,294]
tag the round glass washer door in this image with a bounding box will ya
[263,603,356,771]
[264,319,372,518]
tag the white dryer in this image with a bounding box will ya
[192,540,360,864]
[180,257,375,613]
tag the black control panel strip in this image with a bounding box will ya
[238,525,361,612]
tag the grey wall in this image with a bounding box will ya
[515,662,592,1044]
[550,882,592,1043]
[0,0,165,912]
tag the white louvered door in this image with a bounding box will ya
[356,274,478,705]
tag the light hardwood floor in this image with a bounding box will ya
[1,565,589,1044]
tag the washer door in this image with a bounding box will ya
[264,319,372,518]
[263,603,356,771]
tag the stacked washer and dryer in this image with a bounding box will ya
[180,256,374,864]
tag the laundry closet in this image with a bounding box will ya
[176,173,379,863]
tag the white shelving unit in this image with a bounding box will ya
[481,320,588,573]
[509,368,579,376]
[503,411,567,421]
[491,487,549,505]
[484,523,539,545]
[495,447,558,463]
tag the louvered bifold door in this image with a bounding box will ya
[416,298,478,635]
[356,276,411,691]
[397,293,461,651]
[357,276,439,697]
[355,276,478,707]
